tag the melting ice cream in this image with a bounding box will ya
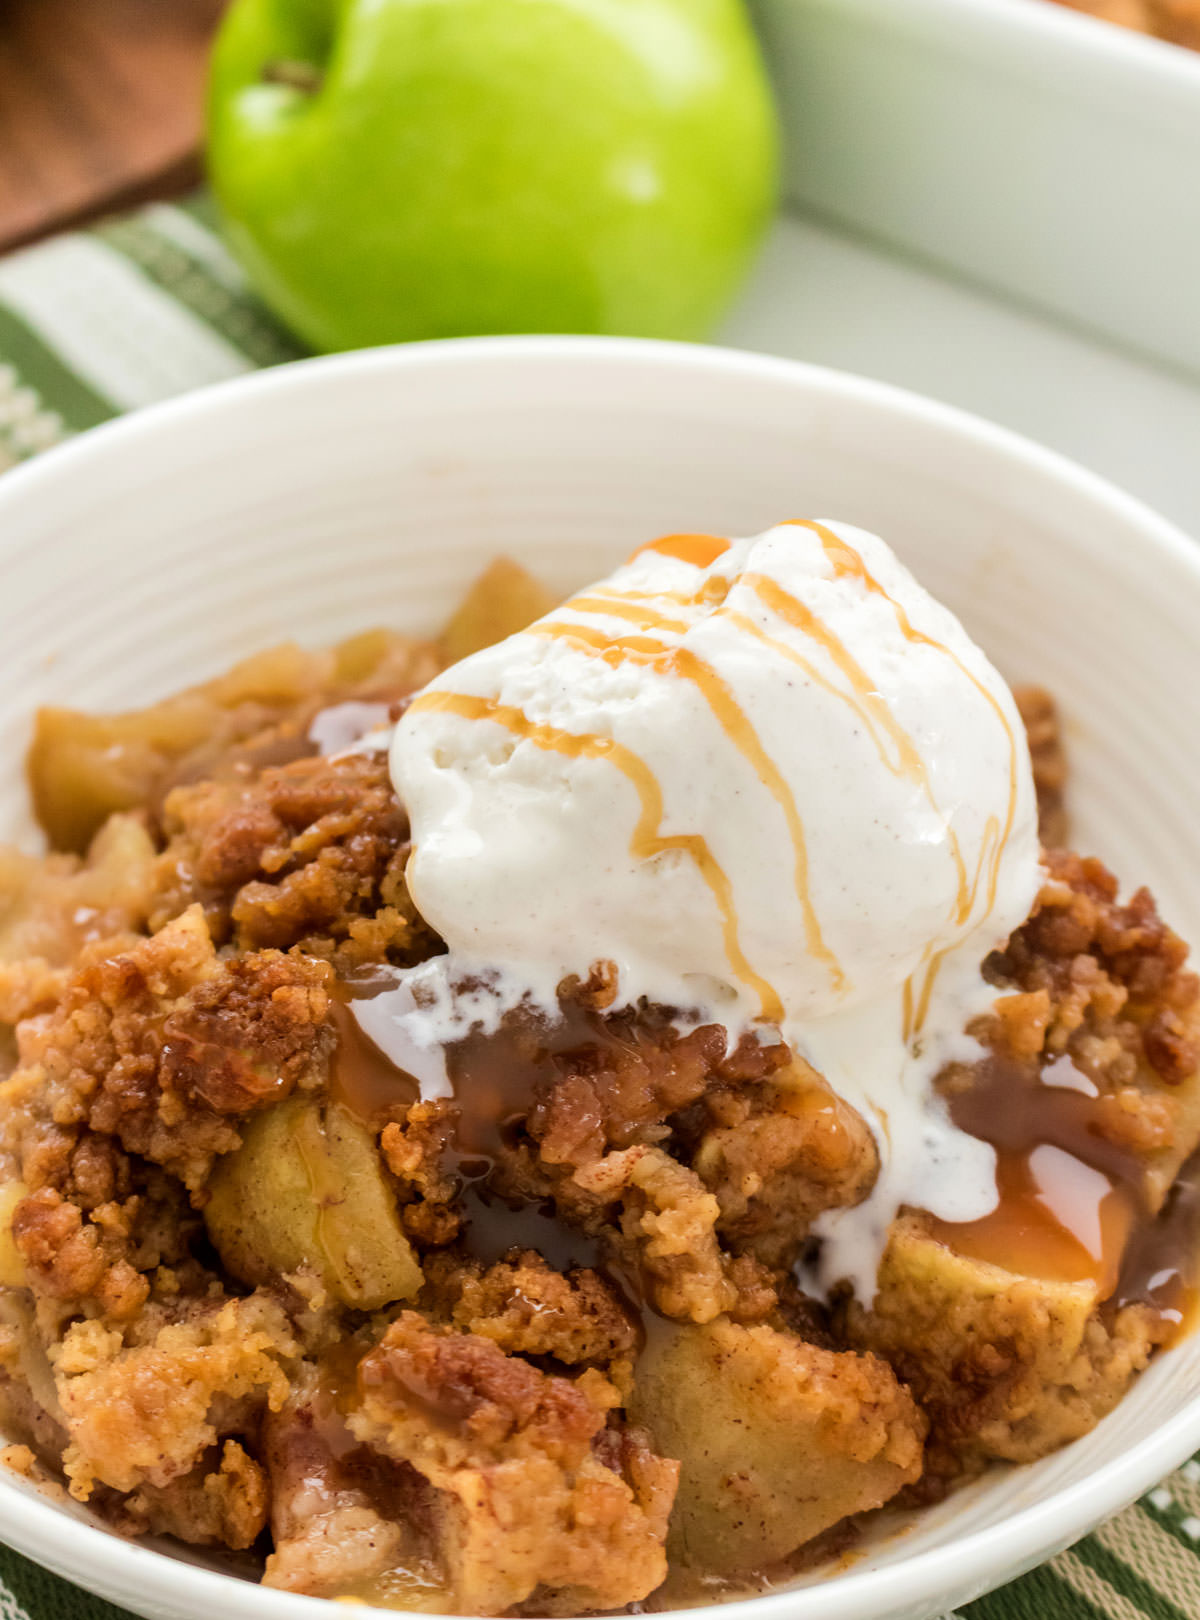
[383,521,1042,1296]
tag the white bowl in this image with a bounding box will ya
[0,336,1197,1620]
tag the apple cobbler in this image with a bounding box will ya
[0,555,1196,1614]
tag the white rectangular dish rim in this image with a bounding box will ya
[849,0,1200,91]
[755,0,1200,378]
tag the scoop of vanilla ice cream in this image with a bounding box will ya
[393,520,1038,1025]
[388,519,1042,1297]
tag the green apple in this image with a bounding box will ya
[206,0,779,351]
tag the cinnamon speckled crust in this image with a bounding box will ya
[1013,685,1069,849]
[56,1294,298,1501]
[350,1313,675,1615]
[573,1144,755,1324]
[421,1249,639,1368]
[151,752,438,972]
[526,1018,789,1169]
[6,905,332,1198]
[687,1062,880,1270]
[0,629,1195,1612]
[380,1099,464,1247]
[843,1212,1163,1494]
[126,1439,270,1550]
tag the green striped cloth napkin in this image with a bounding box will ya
[0,197,302,466]
[0,197,1197,1620]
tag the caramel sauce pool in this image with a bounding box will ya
[332,977,1200,1330]
[929,1052,1200,1334]
[330,975,613,1273]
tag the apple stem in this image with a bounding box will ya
[262,59,324,95]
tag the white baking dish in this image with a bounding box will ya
[751,0,1200,378]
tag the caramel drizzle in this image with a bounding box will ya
[406,689,784,1021]
[606,529,1016,925]
[562,594,692,636]
[627,532,731,569]
[585,581,953,819]
[585,521,1020,1040]
[901,975,915,1045]
[591,579,922,774]
[917,954,942,1037]
[562,590,901,781]
[578,565,942,788]
[524,616,845,998]
[590,577,732,610]
[901,941,958,1044]
[731,565,993,1042]
[737,569,972,928]
[584,543,977,955]
[716,606,919,751]
[792,520,1021,923]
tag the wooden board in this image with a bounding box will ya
[0,0,228,253]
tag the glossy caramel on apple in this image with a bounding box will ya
[332,974,626,1272]
[1114,1150,1200,1335]
[329,973,421,1120]
[930,1050,1200,1333]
